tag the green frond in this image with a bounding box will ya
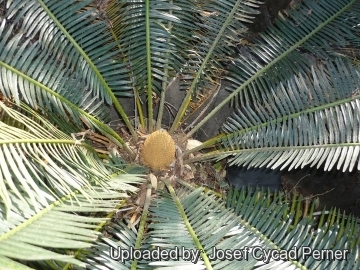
[107,0,208,129]
[81,221,139,270]
[109,0,198,95]
[0,183,132,269]
[80,182,360,269]
[0,0,136,140]
[0,101,141,218]
[181,0,260,92]
[227,188,360,269]
[171,0,261,131]
[205,58,360,171]
[185,0,360,137]
[187,0,360,169]
[225,0,359,104]
[0,102,144,268]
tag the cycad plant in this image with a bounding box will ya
[0,0,360,269]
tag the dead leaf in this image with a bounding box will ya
[149,173,157,190]
[186,139,203,150]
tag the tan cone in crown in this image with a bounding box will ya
[140,130,175,170]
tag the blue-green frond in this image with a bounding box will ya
[0,180,139,269]
[180,0,261,94]
[0,101,141,218]
[225,0,360,105]
[218,58,360,171]
[0,0,131,125]
[76,183,360,269]
[108,0,198,95]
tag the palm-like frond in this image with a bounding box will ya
[0,101,144,269]
[186,0,360,171]
[191,58,360,171]
[0,177,141,269]
[106,0,260,130]
[80,181,360,269]
[110,0,258,92]
[171,0,261,131]
[0,101,142,215]
[106,0,205,128]
[225,0,360,104]
[109,0,192,95]
[0,0,137,144]
[181,0,259,89]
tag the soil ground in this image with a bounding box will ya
[191,161,360,219]
[281,165,360,218]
